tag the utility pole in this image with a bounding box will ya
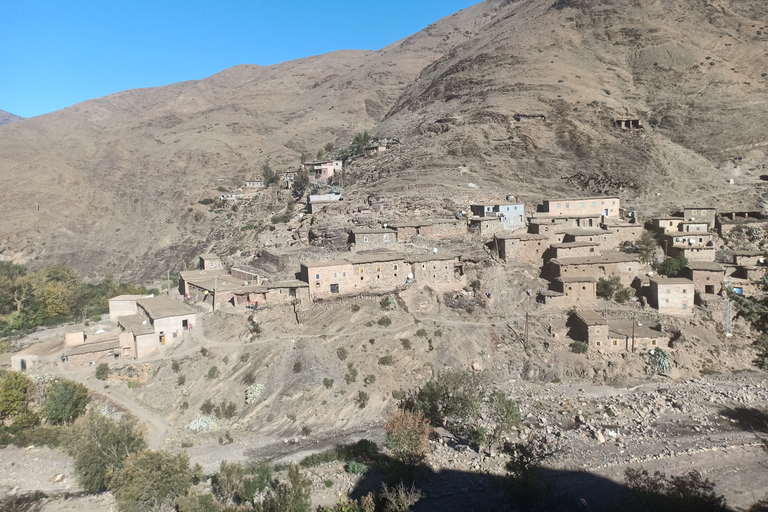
[631,313,636,353]
[524,312,529,350]
[212,275,218,312]
[726,276,733,337]
[167,270,170,296]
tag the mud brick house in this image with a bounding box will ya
[683,207,717,230]
[387,219,466,242]
[245,179,264,188]
[63,330,128,365]
[529,214,604,237]
[300,160,342,183]
[548,241,601,260]
[541,196,620,218]
[493,233,549,265]
[550,252,643,286]
[561,228,613,245]
[136,296,196,344]
[732,250,766,267]
[117,314,160,358]
[717,211,768,236]
[179,268,235,308]
[599,219,644,245]
[349,228,397,250]
[679,221,709,233]
[572,310,666,352]
[661,232,716,262]
[649,277,695,315]
[542,276,597,307]
[199,253,223,270]
[300,251,464,301]
[652,217,684,235]
[685,261,725,295]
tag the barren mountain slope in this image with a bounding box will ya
[1,0,768,279]
[0,0,503,278]
[372,0,768,211]
[0,109,24,126]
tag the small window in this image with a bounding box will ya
[592,202,596,207]
[691,210,697,215]
[683,289,687,293]
[651,339,657,345]
[612,340,618,346]
[580,202,585,208]
[383,235,389,242]
[360,268,364,274]
[376,266,381,272]
[422,264,426,269]
[360,276,364,281]
[315,274,320,280]
[596,328,600,334]
[315,282,320,288]
[557,203,561,208]
[364,236,369,243]
[444,265,448,270]
[566,203,570,208]
[596,341,602,346]
[333,272,337,278]
[342,272,346,277]
[394,265,398,270]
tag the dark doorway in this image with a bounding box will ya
[330,284,339,294]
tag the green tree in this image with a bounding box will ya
[262,464,312,512]
[42,380,89,424]
[597,275,622,299]
[212,460,245,504]
[316,149,325,160]
[324,142,334,153]
[67,410,147,493]
[414,369,486,434]
[0,371,32,418]
[655,255,688,277]
[352,132,372,155]
[487,390,521,449]
[110,450,197,512]
[95,363,110,380]
[292,170,310,197]
[262,162,277,187]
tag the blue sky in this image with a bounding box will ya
[0,0,479,118]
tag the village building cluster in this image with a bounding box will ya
[16,182,767,368]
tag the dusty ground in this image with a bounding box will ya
[3,275,768,510]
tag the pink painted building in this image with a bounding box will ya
[300,160,342,183]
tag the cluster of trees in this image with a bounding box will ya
[596,275,633,303]
[0,262,157,336]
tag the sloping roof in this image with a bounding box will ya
[137,296,195,319]
[575,310,608,326]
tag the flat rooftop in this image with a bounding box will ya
[551,252,640,266]
[137,296,195,319]
[180,268,228,281]
[551,241,601,249]
[109,294,145,302]
[576,309,608,326]
[686,261,725,272]
[351,228,397,235]
[117,314,154,335]
[388,218,460,228]
[556,276,597,283]
[649,277,694,285]
[543,196,620,202]
[199,253,220,260]
[497,232,548,241]
[267,280,309,289]
[608,321,663,339]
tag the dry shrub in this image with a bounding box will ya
[385,410,431,466]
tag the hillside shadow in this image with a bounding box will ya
[720,406,768,433]
[346,452,738,512]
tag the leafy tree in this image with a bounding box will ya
[95,363,110,380]
[324,142,334,153]
[42,380,89,424]
[385,410,431,466]
[110,449,198,512]
[615,287,633,303]
[0,371,32,418]
[487,390,521,449]
[414,369,486,434]
[655,255,688,277]
[67,410,147,493]
[351,132,371,155]
[262,464,312,512]
[316,149,325,160]
[262,162,277,187]
[212,460,245,504]
[597,275,622,299]
[292,169,310,197]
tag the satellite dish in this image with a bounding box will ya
[433,248,438,253]
[648,271,654,276]
[760,258,765,264]
[142,321,147,325]
[383,223,387,228]
[407,273,414,279]
[637,322,643,327]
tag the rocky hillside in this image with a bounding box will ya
[0,109,24,126]
[0,0,767,279]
